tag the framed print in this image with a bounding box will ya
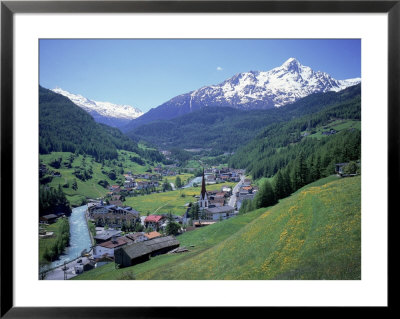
[1,0,396,316]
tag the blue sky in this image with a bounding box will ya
[40,39,361,113]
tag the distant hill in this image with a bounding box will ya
[39,86,143,161]
[126,84,361,154]
[74,175,361,280]
[122,58,360,131]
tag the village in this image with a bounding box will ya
[39,166,261,279]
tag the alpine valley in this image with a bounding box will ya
[39,56,361,281]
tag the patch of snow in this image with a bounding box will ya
[52,88,144,120]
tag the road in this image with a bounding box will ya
[228,175,245,208]
[40,256,91,280]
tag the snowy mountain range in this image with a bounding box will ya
[122,58,360,132]
[52,88,143,128]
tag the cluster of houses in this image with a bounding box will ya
[88,201,141,228]
[91,223,182,268]
[92,228,164,259]
[183,169,242,224]
[107,168,180,196]
[153,165,178,177]
[203,167,244,183]
[236,178,258,210]
[87,200,184,231]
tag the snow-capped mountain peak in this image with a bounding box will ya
[124,58,361,131]
[52,88,143,128]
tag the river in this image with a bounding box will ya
[40,205,92,273]
[182,176,202,188]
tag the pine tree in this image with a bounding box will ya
[255,180,276,208]
[273,170,286,201]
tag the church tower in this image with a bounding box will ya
[199,168,209,210]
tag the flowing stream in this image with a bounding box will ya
[182,176,202,188]
[40,205,92,273]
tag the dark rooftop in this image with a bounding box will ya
[118,236,180,259]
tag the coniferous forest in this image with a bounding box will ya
[39,86,144,161]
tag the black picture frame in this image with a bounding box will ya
[1,0,395,317]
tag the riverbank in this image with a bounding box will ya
[39,217,70,265]
[39,205,92,278]
[85,207,96,247]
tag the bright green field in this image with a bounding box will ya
[40,151,159,206]
[74,175,361,280]
[124,182,236,216]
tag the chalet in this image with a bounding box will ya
[335,162,348,175]
[124,180,135,188]
[243,179,252,186]
[144,215,165,230]
[136,181,150,190]
[39,214,58,224]
[221,186,232,195]
[125,232,148,243]
[115,235,180,268]
[160,213,183,224]
[204,205,235,221]
[205,174,216,182]
[92,236,132,258]
[241,186,253,193]
[209,198,225,207]
[93,229,122,244]
[335,162,359,177]
[90,206,140,228]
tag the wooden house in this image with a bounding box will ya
[115,236,180,268]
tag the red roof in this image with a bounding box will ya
[99,237,129,249]
[144,215,163,223]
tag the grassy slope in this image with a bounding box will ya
[74,175,360,280]
[39,217,68,265]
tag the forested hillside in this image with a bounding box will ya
[126,84,361,155]
[229,89,361,180]
[39,86,148,161]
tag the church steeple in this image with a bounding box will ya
[199,167,208,210]
[201,167,207,199]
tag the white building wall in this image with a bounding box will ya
[93,245,114,259]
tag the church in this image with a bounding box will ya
[198,168,209,210]
[198,168,235,221]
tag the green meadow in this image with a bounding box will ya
[74,175,361,280]
[40,151,177,207]
[124,182,235,216]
